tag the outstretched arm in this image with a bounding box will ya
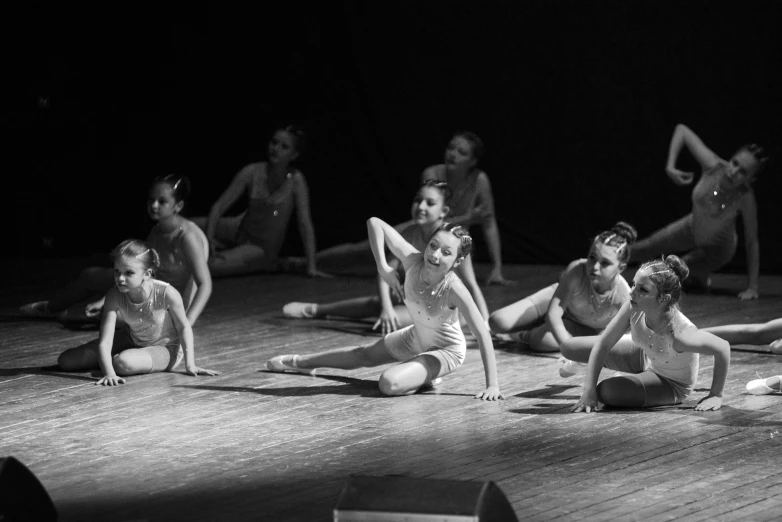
[166,287,220,377]
[676,330,730,411]
[571,301,632,413]
[206,165,253,251]
[181,230,212,326]
[293,173,329,277]
[547,261,580,345]
[738,192,760,300]
[95,290,124,386]
[454,256,490,320]
[450,282,503,400]
[666,124,722,185]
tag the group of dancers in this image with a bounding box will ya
[19,123,781,409]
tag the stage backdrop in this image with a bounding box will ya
[5,2,782,274]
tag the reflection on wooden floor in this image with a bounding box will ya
[1,259,781,522]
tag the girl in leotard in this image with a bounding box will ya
[267,218,504,400]
[566,255,730,412]
[57,240,220,385]
[421,131,513,286]
[703,318,782,354]
[194,125,328,278]
[489,222,636,353]
[282,180,490,334]
[20,175,211,325]
[631,124,768,300]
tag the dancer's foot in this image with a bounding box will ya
[770,338,782,355]
[419,377,443,391]
[266,355,316,375]
[282,302,318,319]
[558,356,586,378]
[19,301,55,319]
[746,375,782,395]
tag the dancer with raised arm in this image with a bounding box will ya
[283,180,490,333]
[631,123,768,299]
[268,218,503,399]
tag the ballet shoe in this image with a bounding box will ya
[558,356,586,378]
[769,338,782,355]
[746,375,782,395]
[266,355,316,375]
[418,377,443,392]
[282,302,317,319]
[19,301,55,319]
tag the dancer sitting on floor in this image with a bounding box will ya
[267,218,504,400]
[20,174,211,325]
[282,179,490,334]
[312,131,514,285]
[57,240,220,385]
[489,222,636,353]
[703,318,782,354]
[630,123,768,300]
[565,255,729,412]
[193,125,329,278]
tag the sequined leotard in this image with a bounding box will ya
[629,309,698,402]
[383,257,466,375]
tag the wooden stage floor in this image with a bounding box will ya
[1,259,781,521]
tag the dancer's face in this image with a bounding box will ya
[444,136,477,172]
[630,268,664,312]
[411,186,449,226]
[586,243,624,289]
[147,183,182,221]
[424,231,462,275]
[724,149,759,188]
[268,130,299,166]
[114,257,151,293]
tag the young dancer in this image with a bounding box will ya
[20,175,211,325]
[703,318,782,354]
[565,255,730,412]
[194,125,328,278]
[282,180,490,334]
[422,131,513,286]
[631,123,768,300]
[309,132,513,286]
[267,218,504,400]
[57,240,220,385]
[489,222,636,353]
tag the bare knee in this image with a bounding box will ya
[112,353,140,376]
[58,351,80,372]
[378,374,411,396]
[597,377,645,408]
[488,313,511,333]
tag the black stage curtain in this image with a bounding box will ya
[5,2,782,273]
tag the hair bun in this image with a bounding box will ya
[664,255,689,282]
[611,221,637,245]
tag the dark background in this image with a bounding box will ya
[5,2,781,273]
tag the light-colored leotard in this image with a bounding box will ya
[630,309,698,402]
[117,280,179,349]
[384,257,466,375]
